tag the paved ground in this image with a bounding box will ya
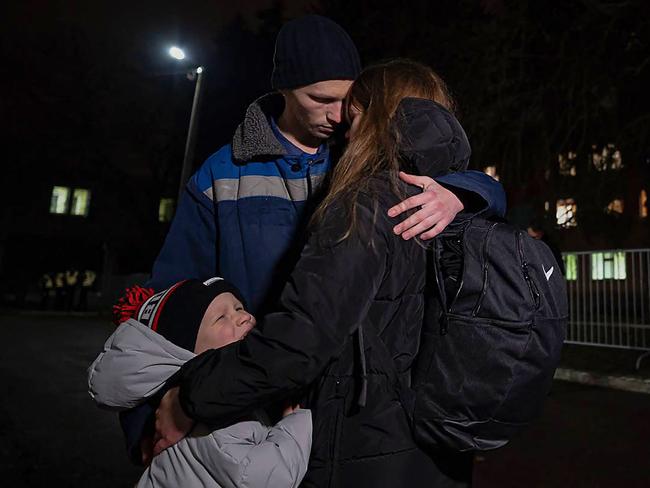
[473,381,650,487]
[1,311,649,487]
[0,312,141,487]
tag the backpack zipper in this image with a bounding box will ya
[431,241,449,335]
[517,231,541,310]
[472,222,498,316]
[445,228,466,312]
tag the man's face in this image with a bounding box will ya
[194,292,256,354]
[282,79,353,141]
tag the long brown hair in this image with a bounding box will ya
[313,59,456,240]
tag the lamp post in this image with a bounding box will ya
[168,46,205,203]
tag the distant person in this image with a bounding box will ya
[527,219,566,275]
[78,269,96,311]
[64,269,79,312]
[54,271,65,310]
[88,278,311,488]
[38,273,54,310]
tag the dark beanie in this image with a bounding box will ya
[113,277,246,352]
[271,15,361,89]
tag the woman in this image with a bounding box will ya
[155,59,478,487]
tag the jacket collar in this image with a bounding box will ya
[231,92,288,163]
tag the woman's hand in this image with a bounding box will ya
[387,171,464,240]
[152,386,194,456]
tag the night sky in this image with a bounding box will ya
[3,1,313,79]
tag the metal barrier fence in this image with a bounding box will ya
[563,249,650,355]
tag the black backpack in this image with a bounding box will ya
[401,216,568,452]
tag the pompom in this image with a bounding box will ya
[112,285,154,325]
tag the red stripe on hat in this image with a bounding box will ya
[151,280,187,332]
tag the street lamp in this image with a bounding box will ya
[169,46,186,60]
[168,46,204,203]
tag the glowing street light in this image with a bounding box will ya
[167,45,205,202]
[168,46,186,60]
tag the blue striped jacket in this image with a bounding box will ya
[149,94,506,313]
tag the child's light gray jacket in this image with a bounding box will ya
[88,318,312,488]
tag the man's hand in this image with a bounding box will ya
[387,171,464,240]
[152,386,194,456]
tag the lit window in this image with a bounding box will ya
[606,199,624,215]
[641,190,648,218]
[592,143,623,171]
[159,198,175,223]
[563,254,578,281]
[556,198,577,228]
[50,186,70,214]
[591,252,626,280]
[483,165,499,181]
[558,152,577,176]
[70,189,91,216]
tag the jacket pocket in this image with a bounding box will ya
[420,313,533,420]
[411,313,534,451]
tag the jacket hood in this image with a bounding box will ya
[87,318,195,410]
[393,97,471,178]
[231,93,287,162]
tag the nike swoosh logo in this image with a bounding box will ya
[542,265,554,281]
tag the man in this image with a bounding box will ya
[148,15,505,315]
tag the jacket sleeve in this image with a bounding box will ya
[147,165,219,291]
[176,194,391,426]
[435,170,506,218]
[202,410,312,488]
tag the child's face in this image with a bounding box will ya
[194,292,256,354]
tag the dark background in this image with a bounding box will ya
[1,0,648,304]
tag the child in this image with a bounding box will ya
[88,277,311,488]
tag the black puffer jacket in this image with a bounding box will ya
[177,99,473,487]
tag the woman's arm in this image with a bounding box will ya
[153,193,393,452]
